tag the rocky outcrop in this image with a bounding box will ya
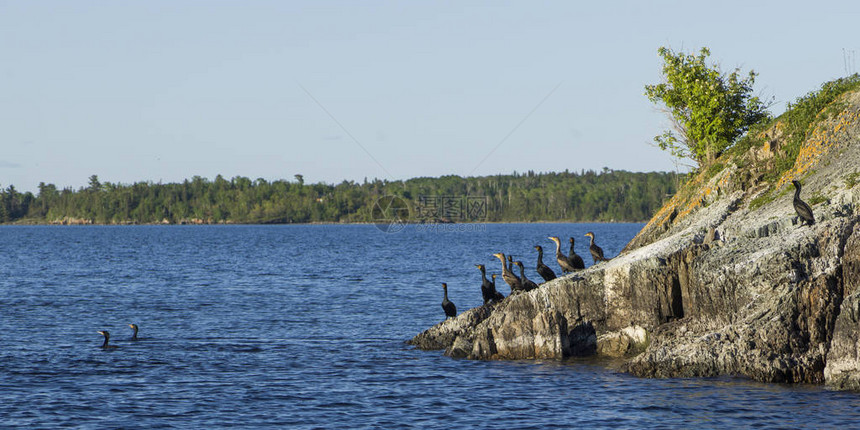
[823,224,860,389]
[410,88,860,390]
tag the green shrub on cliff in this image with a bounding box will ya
[645,47,771,167]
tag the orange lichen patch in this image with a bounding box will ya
[776,109,860,189]
[643,197,679,231]
[653,169,730,227]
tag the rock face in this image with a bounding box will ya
[410,89,860,390]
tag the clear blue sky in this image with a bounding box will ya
[1,1,858,192]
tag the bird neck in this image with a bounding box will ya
[102,336,109,348]
[794,184,802,199]
[553,240,562,256]
[443,286,448,300]
[479,267,487,281]
[518,265,526,279]
[589,236,595,246]
[498,255,509,275]
[537,249,544,263]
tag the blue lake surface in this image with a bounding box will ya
[2,223,860,428]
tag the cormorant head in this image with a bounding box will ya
[129,323,138,331]
[491,274,497,280]
[492,253,506,262]
[534,245,542,252]
[569,237,575,244]
[584,232,595,239]
[507,255,513,262]
[475,264,485,271]
[514,261,523,268]
[548,236,560,245]
[98,330,110,341]
[791,179,801,189]
[441,282,448,289]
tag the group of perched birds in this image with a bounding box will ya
[441,179,819,320]
[97,323,139,348]
[441,231,611,319]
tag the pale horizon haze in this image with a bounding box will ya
[1,1,858,193]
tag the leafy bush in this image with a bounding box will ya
[645,47,771,167]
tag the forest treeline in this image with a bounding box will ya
[0,169,680,224]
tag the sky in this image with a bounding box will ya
[1,1,858,193]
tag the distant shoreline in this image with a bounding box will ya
[1,219,649,226]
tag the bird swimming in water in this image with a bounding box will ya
[548,237,577,273]
[568,237,586,270]
[476,264,504,304]
[791,180,815,226]
[584,232,610,264]
[534,245,556,282]
[129,324,139,341]
[441,283,457,319]
[493,252,523,293]
[97,330,118,349]
[513,261,538,291]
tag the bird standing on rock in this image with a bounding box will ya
[441,283,457,319]
[791,180,815,227]
[534,245,557,282]
[513,261,538,291]
[584,232,610,264]
[493,252,523,294]
[506,255,519,282]
[568,237,586,270]
[548,237,577,273]
[476,264,504,304]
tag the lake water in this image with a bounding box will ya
[2,224,859,428]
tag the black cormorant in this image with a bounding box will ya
[791,180,815,226]
[476,264,505,304]
[129,324,139,341]
[548,237,577,273]
[97,330,118,349]
[534,245,557,282]
[493,252,523,293]
[514,261,538,291]
[441,283,457,319]
[568,238,586,270]
[490,274,504,301]
[584,232,610,264]
[506,255,520,282]
[490,277,504,302]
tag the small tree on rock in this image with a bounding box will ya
[645,47,770,167]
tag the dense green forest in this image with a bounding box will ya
[0,169,680,224]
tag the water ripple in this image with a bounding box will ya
[1,224,859,428]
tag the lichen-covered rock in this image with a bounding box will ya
[410,88,860,390]
[824,224,860,389]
